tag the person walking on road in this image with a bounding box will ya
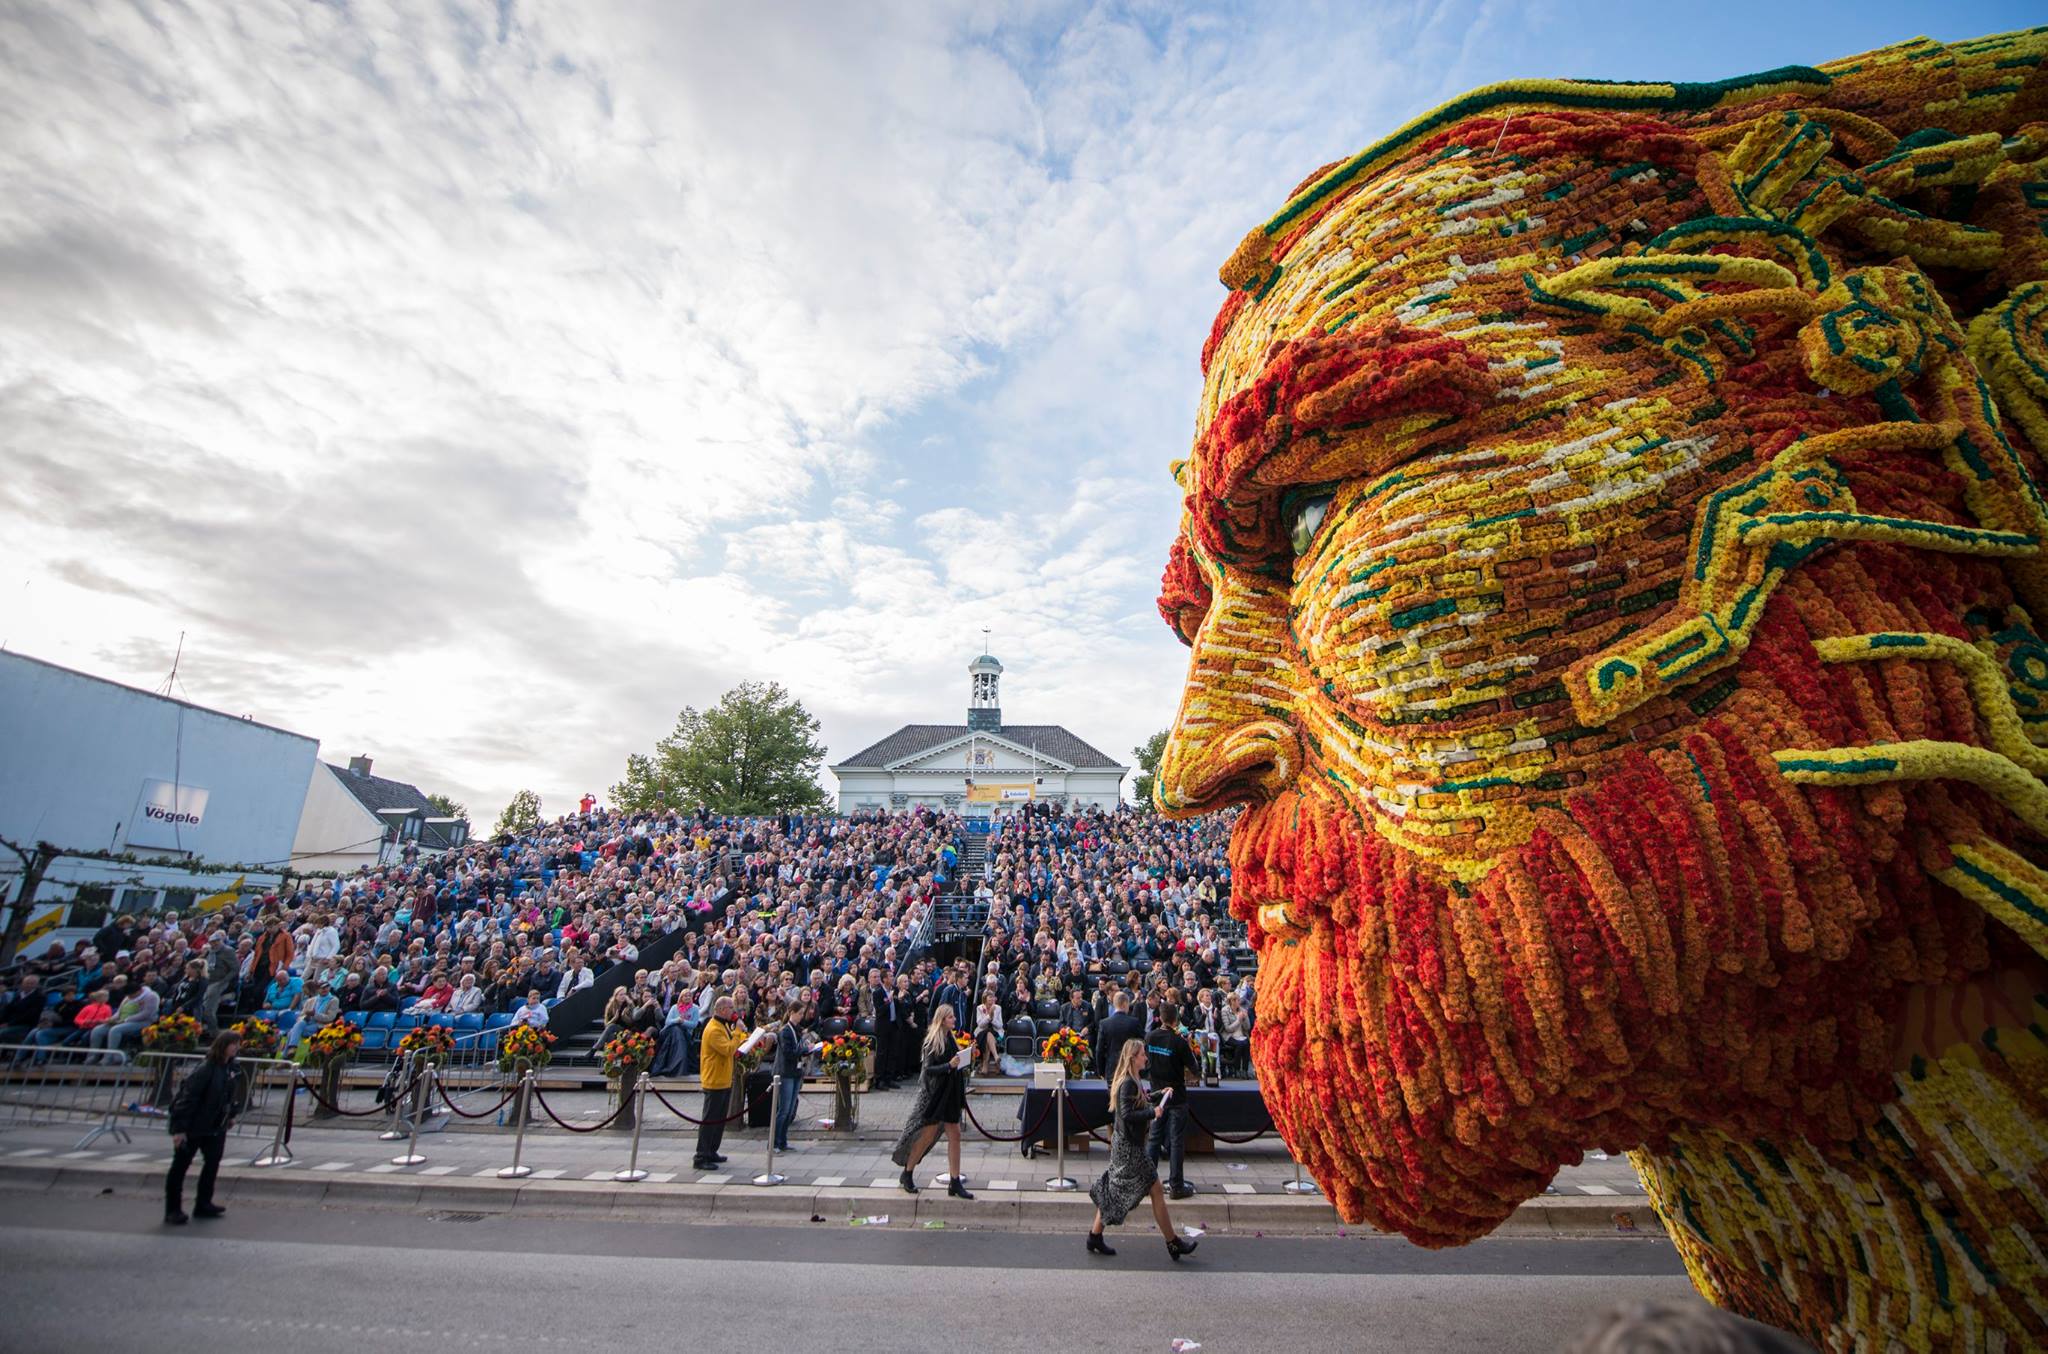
[890,1003,973,1198]
[165,1029,243,1225]
[1086,1038,1197,1261]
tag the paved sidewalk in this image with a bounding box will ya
[0,1078,1658,1238]
[96,1078,1650,1198]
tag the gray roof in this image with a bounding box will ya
[328,762,436,818]
[833,723,1126,770]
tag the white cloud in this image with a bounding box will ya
[0,0,1543,821]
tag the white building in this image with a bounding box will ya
[0,650,319,917]
[828,654,1129,815]
[291,755,469,874]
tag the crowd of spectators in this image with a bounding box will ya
[2,798,1252,1082]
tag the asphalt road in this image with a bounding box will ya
[0,1191,1698,1352]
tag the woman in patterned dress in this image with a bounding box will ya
[1087,1038,1197,1260]
[890,1003,974,1198]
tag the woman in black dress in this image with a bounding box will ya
[889,1004,973,1198]
[1086,1038,1196,1260]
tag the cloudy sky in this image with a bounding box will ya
[0,0,2028,827]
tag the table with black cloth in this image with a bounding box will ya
[744,1067,774,1128]
[1011,1079,1272,1155]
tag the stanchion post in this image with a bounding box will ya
[379,1053,412,1141]
[615,1072,651,1183]
[498,1069,535,1179]
[1044,1077,1076,1191]
[390,1063,432,1166]
[1281,1150,1319,1195]
[251,1065,296,1168]
[753,1074,786,1186]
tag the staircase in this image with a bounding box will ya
[1219,915,1258,980]
[957,829,988,883]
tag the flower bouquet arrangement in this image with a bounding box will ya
[398,1023,456,1065]
[230,1017,281,1059]
[304,1018,364,1064]
[497,1023,556,1073]
[1041,1027,1090,1079]
[818,1031,872,1087]
[302,1018,364,1118]
[600,1029,655,1080]
[138,1012,204,1068]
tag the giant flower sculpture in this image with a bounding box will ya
[1154,29,2048,1351]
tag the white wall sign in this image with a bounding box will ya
[129,779,210,850]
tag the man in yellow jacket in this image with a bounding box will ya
[693,996,743,1170]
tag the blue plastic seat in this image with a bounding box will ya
[484,1012,513,1029]
[453,1014,483,1033]
[427,1013,456,1030]
[365,1012,397,1031]
[393,1014,420,1032]
[359,1029,389,1052]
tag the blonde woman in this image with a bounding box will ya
[1086,1038,1196,1261]
[973,982,1003,1072]
[889,1003,973,1198]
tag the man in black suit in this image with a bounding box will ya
[1093,990,1141,1079]
[866,969,898,1090]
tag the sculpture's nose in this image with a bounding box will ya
[1154,571,1301,816]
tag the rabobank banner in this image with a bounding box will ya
[129,778,210,850]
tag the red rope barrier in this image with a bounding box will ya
[431,1078,520,1120]
[530,1084,633,1133]
[962,1093,1056,1144]
[1184,1105,1270,1144]
[646,1082,773,1126]
[302,1066,417,1118]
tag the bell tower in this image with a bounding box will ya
[968,651,1002,732]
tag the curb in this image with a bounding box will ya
[0,1158,1663,1238]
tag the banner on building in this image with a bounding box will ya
[20,907,63,946]
[967,783,1034,803]
[198,875,246,913]
[128,779,210,851]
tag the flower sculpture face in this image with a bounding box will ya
[1157,30,2048,1347]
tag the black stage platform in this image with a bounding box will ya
[1011,1079,1273,1154]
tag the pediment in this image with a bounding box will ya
[886,730,1075,773]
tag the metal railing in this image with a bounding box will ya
[0,1043,298,1152]
[0,1042,139,1143]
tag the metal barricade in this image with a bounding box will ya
[0,1041,141,1146]
[0,1044,299,1152]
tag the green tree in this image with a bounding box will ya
[426,792,469,822]
[493,789,542,838]
[612,681,827,814]
[1132,728,1169,808]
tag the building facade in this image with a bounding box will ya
[0,651,320,917]
[290,755,469,874]
[828,654,1129,814]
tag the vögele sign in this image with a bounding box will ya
[128,778,210,850]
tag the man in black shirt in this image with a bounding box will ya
[1145,1005,1196,1198]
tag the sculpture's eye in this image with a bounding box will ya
[1289,492,1335,557]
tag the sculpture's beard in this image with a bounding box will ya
[1227,682,1994,1247]
[1235,786,1600,1244]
